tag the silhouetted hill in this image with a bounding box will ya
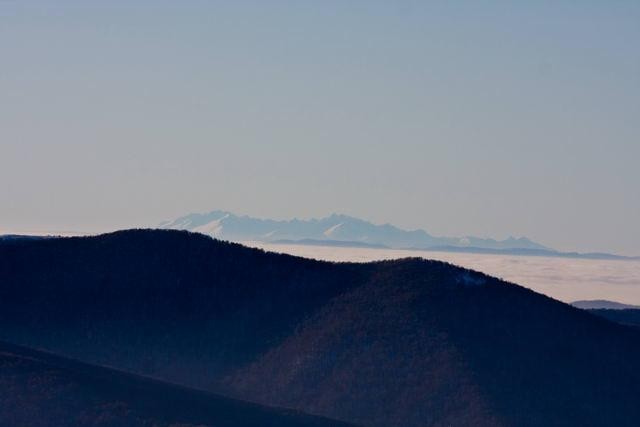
[0,340,351,427]
[1,229,640,426]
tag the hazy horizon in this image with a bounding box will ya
[2,2,639,255]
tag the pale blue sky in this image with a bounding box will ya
[1,1,639,255]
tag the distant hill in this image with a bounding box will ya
[0,234,49,241]
[572,300,640,310]
[585,309,640,328]
[159,210,549,252]
[2,230,640,426]
[273,238,390,249]
[420,246,636,260]
[0,340,350,427]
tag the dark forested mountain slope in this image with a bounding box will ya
[1,229,640,427]
[0,340,351,427]
[0,230,361,390]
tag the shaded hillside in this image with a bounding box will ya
[227,260,640,427]
[1,230,640,426]
[0,340,351,427]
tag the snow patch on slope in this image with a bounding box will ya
[323,223,343,237]
[262,230,278,239]
[193,214,229,237]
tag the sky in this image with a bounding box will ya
[1,1,639,255]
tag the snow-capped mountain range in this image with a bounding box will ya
[159,210,550,252]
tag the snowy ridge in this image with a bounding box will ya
[159,210,551,252]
